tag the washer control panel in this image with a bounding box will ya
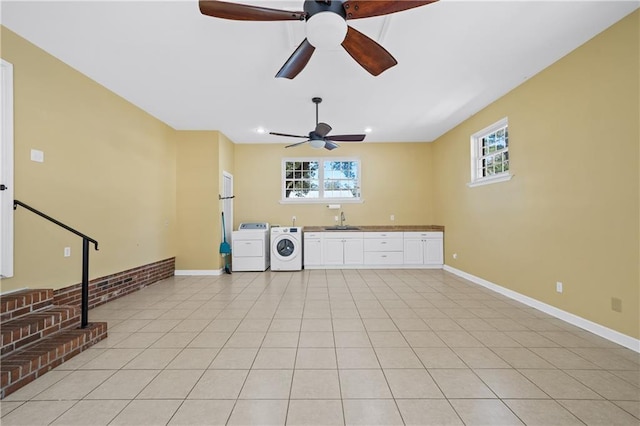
[238,223,269,230]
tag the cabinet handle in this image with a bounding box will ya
[381,255,387,258]
[381,241,387,244]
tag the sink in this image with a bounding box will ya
[324,226,361,231]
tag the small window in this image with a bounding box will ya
[468,117,512,187]
[282,158,361,203]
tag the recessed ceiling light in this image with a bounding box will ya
[256,127,266,134]
[364,127,372,133]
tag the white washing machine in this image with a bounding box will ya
[271,227,304,271]
[232,222,270,272]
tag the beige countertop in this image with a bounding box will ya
[303,225,444,232]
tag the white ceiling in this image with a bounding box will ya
[1,1,637,144]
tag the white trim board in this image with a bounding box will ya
[1,59,14,278]
[443,265,639,353]
[175,269,223,276]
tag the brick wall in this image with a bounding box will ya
[53,258,175,309]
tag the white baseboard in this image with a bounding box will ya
[443,265,640,353]
[174,269,223,276]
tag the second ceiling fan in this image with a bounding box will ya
[199,0,438,79]
[270,97,365,150]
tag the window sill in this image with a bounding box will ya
[279,198,364,205]
[467,173,513,188]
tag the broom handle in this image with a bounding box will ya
[222,212,227,243]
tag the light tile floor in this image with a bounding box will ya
[1,269,639,425]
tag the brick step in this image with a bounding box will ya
[1,306,80,357]
[1,289,54,322]
[0,322,108,399]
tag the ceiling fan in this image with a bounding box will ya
[199,0,439,79]
[270,97,365,150]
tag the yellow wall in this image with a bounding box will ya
[432,12,639,338]
[0,27,176,292]
[233,142,434,228]
[2,10,637,343]
[174,131,235,271]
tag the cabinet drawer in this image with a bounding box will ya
[404,232,443,239]
[364,238,403,252]
[364,251,403,265]
[364,232,403,239]
[321,232,363,239]
[304,232,323,239]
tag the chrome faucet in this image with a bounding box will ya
[340,211,346,227]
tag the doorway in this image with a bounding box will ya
[222,172,233,245]
[1,59,14,279]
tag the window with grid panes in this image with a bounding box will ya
[469,118,512,187]
[282,158,361,202]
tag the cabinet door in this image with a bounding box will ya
[304,238,322,266]
[343,238,364,265]
[323,238,345,265]
[424,238,443,265]
[403,238,424,264]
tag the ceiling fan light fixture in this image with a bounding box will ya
[306,11,347,49]
[309,139,326,149]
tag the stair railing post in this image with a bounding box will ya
[81,238,89,328]
[13,200,98,329]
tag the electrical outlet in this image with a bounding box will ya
[556,282,563,293]
[64,247,71,257]
[452,253,458,260]
[390,214,395,221]
[30,149,44,163]
[292,216,296,222]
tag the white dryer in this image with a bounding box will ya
[232,222,270,272]
[271,227,304,271]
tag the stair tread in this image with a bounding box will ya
[1,324,107,368]
[1,289,54,321]
[1,306,81,358]
[1,306,79,330]
[1,322,108,399]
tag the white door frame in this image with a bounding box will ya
[222,172,233,244]
[1,59,14,278]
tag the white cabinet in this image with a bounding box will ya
[403,232,444,266]
[363,232,404,265]
[303,232,323,266]
[323,238,345,265]
[322,232,364,266]
[303,230,444,269]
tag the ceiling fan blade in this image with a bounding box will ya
[199,0,306,21]
[326,134,366,142]
[324,141,340,151]
[315,122,332,138]
[285,140,311,148]
[341,26,397,76]
[342,0,438,20]
[270,132,308,138]
[276,38,316,79]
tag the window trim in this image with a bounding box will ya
[467,117,513,188]
[280,157,363,204]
